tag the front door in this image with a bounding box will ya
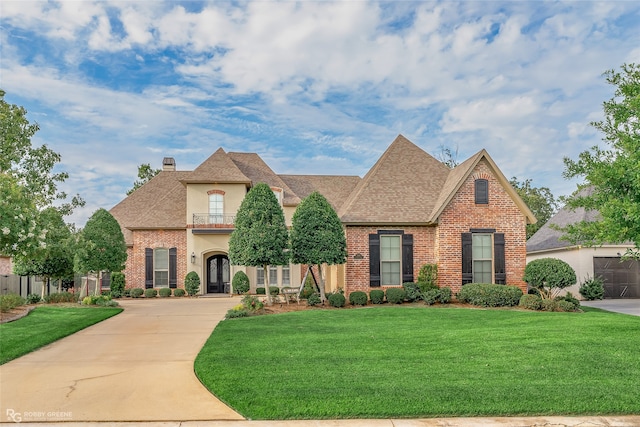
[207,255,230,294]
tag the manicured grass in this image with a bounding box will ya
[195,306,640,419]
[0,306,122,364]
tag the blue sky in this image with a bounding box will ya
[2,1,639,227]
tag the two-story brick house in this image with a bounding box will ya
[110,135,535,296]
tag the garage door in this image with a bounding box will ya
[593,257,640,298]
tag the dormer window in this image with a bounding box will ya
[475,179,488,204]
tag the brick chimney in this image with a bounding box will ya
[162,157,176,171]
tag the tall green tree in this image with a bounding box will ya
[75,209,127,294]
[13,208,76,294]
[228,183,289,305]
[290,191,347,301]
[562,63,640,258]
[509,177,558,239]
[127,163,161,195]
[0,89,83,257]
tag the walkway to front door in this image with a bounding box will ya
[207,254,230,294]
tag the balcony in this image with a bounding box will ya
[191,213,236,229]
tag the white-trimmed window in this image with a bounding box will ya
[256,266,265,286]
[272,187,283,206]
[269,266,278,285]
[472,233,493,283]
[380,235,402,286]
[209,193,223,223]
[154,248,169,288]
[282,265,290,286]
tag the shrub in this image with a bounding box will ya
[438,287,452,304]
[579,276,605,300]
[232,271,250,294]
[402,282,422,302]
[26,293,41,304]
[557,300,577,312]
[144,288,157,298]
[269,286,280,296]
[158,288,172,298]
[225,308,249,319]
[256,287,266,295]
[130,288,144,298]
[123,288,131,297]
[556,292,580,309]
[417,263,438,292]
[44,292,76,303]
[328,292,346,308]
[184,271,201,296]
[370,289,385,304]
[349,291,368,306]
[423,289,439,305]
[519,294,542,310]
[523,258,577,299]
[307,293,321,306]
[241,294,264,312]
[110,272,125,298]
[386,288,406,304]
[456,284,523,307]
[82,294,114,306]
[0,294,26,312]
[541,299,560,312]
[173,288,186,297]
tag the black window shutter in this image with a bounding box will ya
[145,248,153,289]
[494,233,506,284]
[369,234,380,287]
[402,234,414,283]
[169,247,177,289]
[475,179,488,204]
[461,233,473,285]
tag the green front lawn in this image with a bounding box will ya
[0,306,122,364]
[195,306,640,419]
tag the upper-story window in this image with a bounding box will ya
[208,191,224,224]
[475,179,488,204]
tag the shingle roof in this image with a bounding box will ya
[110,171,190,245]
[527,187,600,253]
[183,148,251,184]
[228,152,301,206]
[280,174,361,211]
[339,135,452,224]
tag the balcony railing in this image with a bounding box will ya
[192,213,236,228]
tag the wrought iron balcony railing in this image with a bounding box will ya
[192,213,236,228]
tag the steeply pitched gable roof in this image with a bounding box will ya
[228,152,301,206]
[280,174,361,211]
[339,135,451,224]
[527,187,601,253]
[182,148,251,184]
[429,149,536,223]
[110,171,189,245]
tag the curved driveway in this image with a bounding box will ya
[0,297,244,422]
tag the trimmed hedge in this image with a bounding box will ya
[256,287,266,295]
[185,271,201,296]
[269,286,280,296]
[232,271,250,294]
[519,294,542,310]
[386,288,406,304]
[158,287,172,297]
[328,293,346,308]
[131,288,144,298]
[349,291,368,306]
[402,282,422,302]
[438,287,452,304]
[173,288,186,297]
[370,289,385,304]
[144,288,157,298]
[44,292,76,303]
[456,283,523,307]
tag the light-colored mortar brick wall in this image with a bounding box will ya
[343,160,528,297]
[345,225,436,296]
[125,229,187,289]
[0,256,12,275]
[437,161,528,294]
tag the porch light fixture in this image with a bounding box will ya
[191,252,196,264]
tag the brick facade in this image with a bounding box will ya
[344,160,528,297]
[125,229,187,289]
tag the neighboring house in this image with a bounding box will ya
[110,135,535,296]
[527,188,639,299]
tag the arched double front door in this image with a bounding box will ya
[207,254,230,294]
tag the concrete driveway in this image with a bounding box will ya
[0,297,244,423]
[580,299,640,316]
